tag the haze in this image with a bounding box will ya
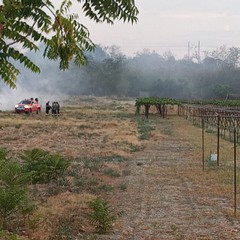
[1,1,240,110]
[65,0,240,58]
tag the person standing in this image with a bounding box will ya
[46,101,51,115]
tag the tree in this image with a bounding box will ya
[205,45,240,68]
[0,0,138,88]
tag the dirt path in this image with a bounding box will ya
[103,116,240,240]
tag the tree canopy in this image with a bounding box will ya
[0,0,138,88]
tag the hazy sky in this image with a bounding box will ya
[55,0,240,58]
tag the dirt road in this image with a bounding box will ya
[104,116,240,240]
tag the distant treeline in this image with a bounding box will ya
[17,45,240,100]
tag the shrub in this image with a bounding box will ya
[0,148,8,161]
[104,168,120,177]
[0,152,34,230]
[0,158,30,186]
[88,198,123,234]
[137,119,155,140]
[21,148,70,184]
[0,186,30,228]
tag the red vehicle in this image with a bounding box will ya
[15,98,42,114]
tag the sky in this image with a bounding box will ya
[54,0,240,59]
[1,0,240,109]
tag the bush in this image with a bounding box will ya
[88,197,123,234]
[0,186,30,228]
[0,158,30,186]
[0,150,33,230]
[21,148,70,184]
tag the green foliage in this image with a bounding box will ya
[104,168,120,177]
[119,182,127,191]
[136,97,240,116]
[0,158,30,187]
[21,148,70,184]
[0,150,33,230]
[137,118,155,140]
[88,197,122,234]
[135,97,180,114]
[83,158,104,171]
[0,148,8,161]
[0,0,138,88]
[99,184,114,191]
[0,186,29,225]
[0,230,23,240]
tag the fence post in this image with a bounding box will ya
[202,117,205,172]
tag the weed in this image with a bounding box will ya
[122,169,131,176]
[28,214,44,230]
[83,159,104,172]
[99,184,114,191]
[74,176,88,187]
[0,186,30,229]
[119,182,127,191]
[88,178,101,186]
[104,168,120,177]
[80,97,97,102]
[170,224,177,231]
[0,230,23,240]
[82,233,98,240]
[0,154,34,230]
[205,128,216,134]
[105,155,126,162]
[115,111,133,119]
[78,131,100,138]
[137,118,155,140]
[21,148,70,184]
[15,124,21,129]
[129,143,142,152]
[163,127,173,136]
[88,197,123,234]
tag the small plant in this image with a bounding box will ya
[83,158,104,172]
[163,127,173,136]
[0,230,23,240]
[104,168,120,177]
[0,152,34,230]
[137,118,155,140]
[15,124,21,129]
[119,182,127,191]
[170,224,177,231]
[122,169,131,176]
[129,143,142,153]
[88,197,123,234]
[99,184,114,191]
[0,148,9,161]
[21,148,70,184]
[0,186,30,229]
[105,155,126,162]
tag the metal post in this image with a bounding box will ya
[234,127,237,217]
[202,117,205,171]
[217,115,220,166]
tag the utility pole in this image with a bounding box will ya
[188,41,190,60]
[198,41,201,64]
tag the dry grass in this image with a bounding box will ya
[0,96,140,239]
[1,98,240,239]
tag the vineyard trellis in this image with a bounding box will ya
[135,97,240,217]
[179,104,240,217]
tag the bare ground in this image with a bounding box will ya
[0,97,240,239]
[102,116,240,240]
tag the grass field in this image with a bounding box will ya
[0,96,240,239]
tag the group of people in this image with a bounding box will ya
[46,101,60,116]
